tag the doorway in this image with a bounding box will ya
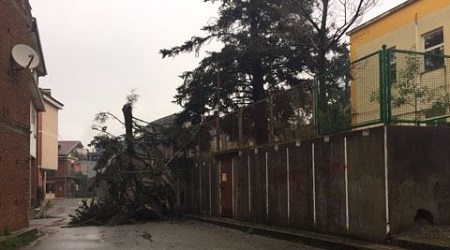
[220,157,233,217]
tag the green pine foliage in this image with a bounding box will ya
[70,100,176,226]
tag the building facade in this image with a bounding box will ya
[35,89,63,201]
[0,0,48,232]
[47,141,84,198]
[349,0,450,59]
[348,0,450,126]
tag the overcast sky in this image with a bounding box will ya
[30,0,406,147]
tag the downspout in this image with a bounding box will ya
[384,126,390,237]
[64,162,67,197]
[414,13,422,123]
[414,13,419,51]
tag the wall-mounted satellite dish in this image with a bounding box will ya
[11,44,40,69]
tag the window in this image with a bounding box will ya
[423,28,444,71]
[389,47,397,83]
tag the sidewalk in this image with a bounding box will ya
[184,214,450,250]
[392,224,450,250]
[0,198,82,249]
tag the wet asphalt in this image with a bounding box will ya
[23,198,323,250]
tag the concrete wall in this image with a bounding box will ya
[176,125,450,241]
[175,157,220,217]
[346,128,387,240]
[388,126,450,233]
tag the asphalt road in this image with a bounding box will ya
[23,199,324,250]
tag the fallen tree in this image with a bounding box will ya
[70,94,175,226]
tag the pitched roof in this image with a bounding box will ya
[41,89,64,109]
[150,114,177,126]
[58,141,83,155]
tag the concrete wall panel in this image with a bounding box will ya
[267,144,288,226]
[250,148,268,224]
[177,126,450,242]
[288,141,314,230]
[347,127,387,241]
[210,160,221,216]
[388,126,450,233]
[314,135,347,235]
[235,151,250,220]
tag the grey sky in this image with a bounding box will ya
[30,0,406,146]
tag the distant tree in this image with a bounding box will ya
[161,0,314,144]
[371,53,450,124]
[289,0,378,112]
[390,55,432,112]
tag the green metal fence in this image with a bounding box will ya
[196,83,314,153]
[316,46,450,135]
[190,47,450,153]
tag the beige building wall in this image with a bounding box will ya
[350,0,450,59]
[348,0,450,125]
[38,91,63,170]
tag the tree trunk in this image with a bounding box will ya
[249,3,269,145]
[317,0,330,113]
[122,103,140,209]
[252,63,269,145]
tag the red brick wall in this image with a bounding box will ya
[0,0,35,232]
[53,158,76,198]
[0,130,31,232]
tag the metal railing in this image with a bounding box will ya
[193,84,314,153]
[316,46,450,135]
[188,47,450,153]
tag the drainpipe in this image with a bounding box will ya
[384,126,390,236]
[43,171,46,195]
[64,162,67,198]
[414,13,422,123]
[29,156,32,208]
[414,13,419,51]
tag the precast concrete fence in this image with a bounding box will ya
[174,125,450,241]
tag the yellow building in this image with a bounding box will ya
[348,0,450,125]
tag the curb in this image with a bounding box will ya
[392,238,450,250]
[183,214,404,250]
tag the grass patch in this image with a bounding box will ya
[2,229,11,236]
[0,229,38,250]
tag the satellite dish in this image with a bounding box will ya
[11,44,40,69]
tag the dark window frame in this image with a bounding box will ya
[423,28,444,72]
[388,47,397,83]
